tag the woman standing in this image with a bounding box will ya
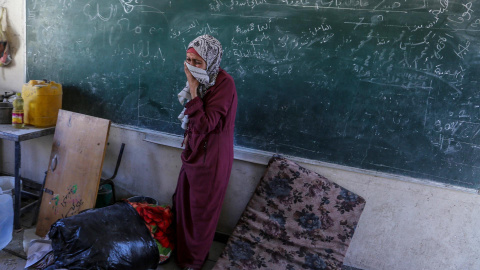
[174,35,237,270]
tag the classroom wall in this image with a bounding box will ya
[2,1,480,269]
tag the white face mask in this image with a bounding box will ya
[185,62,209,85]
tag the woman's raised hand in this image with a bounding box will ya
[184,62,199,99]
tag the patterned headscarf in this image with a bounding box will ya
[178,35,223,129]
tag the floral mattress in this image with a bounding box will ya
[214,155,366,270]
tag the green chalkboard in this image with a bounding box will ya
[26,0,480,189]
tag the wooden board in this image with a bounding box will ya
[36,110,111,237]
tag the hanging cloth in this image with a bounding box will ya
[0,7,12,66]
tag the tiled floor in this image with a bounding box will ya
[1,228,28,270]
[2,215,362,270]
[0,250,26,270]
[155,241,225,270]
[1,229,364,270]
[0,205,226,270]
[0,228,225,270]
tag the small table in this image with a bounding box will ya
[0,124,55,229]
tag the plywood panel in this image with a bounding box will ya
[36,110,111,237]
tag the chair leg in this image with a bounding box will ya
[31,171,47,227]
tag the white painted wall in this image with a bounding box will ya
[1,1,479,269]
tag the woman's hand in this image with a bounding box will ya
[184,62,199,99]
[182,134,189,148]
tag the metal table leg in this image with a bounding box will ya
[14,141,21,230]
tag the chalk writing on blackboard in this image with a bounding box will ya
[26,0,480,188]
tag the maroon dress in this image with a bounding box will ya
[173,68,237,269]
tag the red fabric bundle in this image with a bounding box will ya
[128,201,174,262]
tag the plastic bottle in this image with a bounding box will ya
[0,188,13,250]
[12,93,24,128]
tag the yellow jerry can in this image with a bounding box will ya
[22,80,62,127]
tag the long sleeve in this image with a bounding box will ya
[184,76,235,134]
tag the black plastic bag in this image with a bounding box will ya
[48,202,159,270]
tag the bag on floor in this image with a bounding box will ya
[48,202,160,270]
[128,201,175,264]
